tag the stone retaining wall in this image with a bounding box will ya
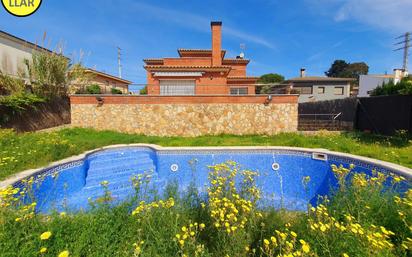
[70,95,298,136]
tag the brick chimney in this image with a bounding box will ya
[211,21,222,66]
[300,68,306,78]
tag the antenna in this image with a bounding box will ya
[393,32,411,72]
[117,46,122,78]
[239,43,246,59]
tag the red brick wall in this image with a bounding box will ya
[211,23,222,66]
[227,63,247,77]
[163,58,212,66]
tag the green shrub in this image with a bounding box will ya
[0,94,45,112]
[0,72,26,95]
[111,87,123,94]
[139,86,147,95]
[85,84,101,94]
[371,77,412,96]
[24,47,88,98]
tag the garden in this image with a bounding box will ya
[0,128,411,256]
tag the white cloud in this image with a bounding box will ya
[310,0,412,33]
[130,2,275,49]
[307,40,345,61]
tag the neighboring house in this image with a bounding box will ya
[83,69,132,94]
[0,30,54,81]
[143,21,258,95]
[277,69,354,103]
[358,69,407,97]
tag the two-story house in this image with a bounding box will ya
[143,21,258,95]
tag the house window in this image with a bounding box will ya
[317,87,325,94]
[334,87,344,95]
[230,87,248,95]
[160,80,195,95]
[294,86,312,94]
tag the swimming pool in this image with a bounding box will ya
[3,144,411,213]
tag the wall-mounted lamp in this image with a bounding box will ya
[209,75,213,80]
[264,95,273,106]
[96,96,104,106]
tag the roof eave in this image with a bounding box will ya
[286,77,356,82]
[0,30,70,60]
[144,65,231,72]
[85,69,132,84]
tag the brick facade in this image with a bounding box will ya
[144,21,258,96]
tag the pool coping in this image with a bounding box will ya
[1,144,411,188]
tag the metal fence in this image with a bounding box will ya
[356,95,412,135]
[298,113,344,131]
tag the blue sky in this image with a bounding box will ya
[1,0,411,86]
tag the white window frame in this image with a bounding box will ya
[159,80,196,95]
[230,87,248,95]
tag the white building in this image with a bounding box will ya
[358,69,408,97]
[0,30,54,81]
[285,69,355,103]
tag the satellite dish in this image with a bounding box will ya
[239,52,245,58]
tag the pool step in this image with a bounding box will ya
[60,151,156,210]
[87,155,153,169]
[86,159,154,179]
[87,149,153,161]
[85,166,152,186]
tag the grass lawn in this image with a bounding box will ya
[0,127,411,180]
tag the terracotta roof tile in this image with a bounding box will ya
[85,69,132,84]
[143,59,164,64]
[227,76,259,79]
[144,65,232,72]
[177,49,226,58]
[222,58,250,64]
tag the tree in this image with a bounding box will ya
[325,60,369,80]
[344,62,369,78]
[325,60,349,77]
[258,73,284,84]
[370,77,412,96]
[256,73,284,94]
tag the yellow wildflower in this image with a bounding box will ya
[39,247,47,254]
[40,231,52,240]
[58,250,70,257]
[302,244,310,253]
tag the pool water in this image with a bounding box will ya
[13,146,410,213]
